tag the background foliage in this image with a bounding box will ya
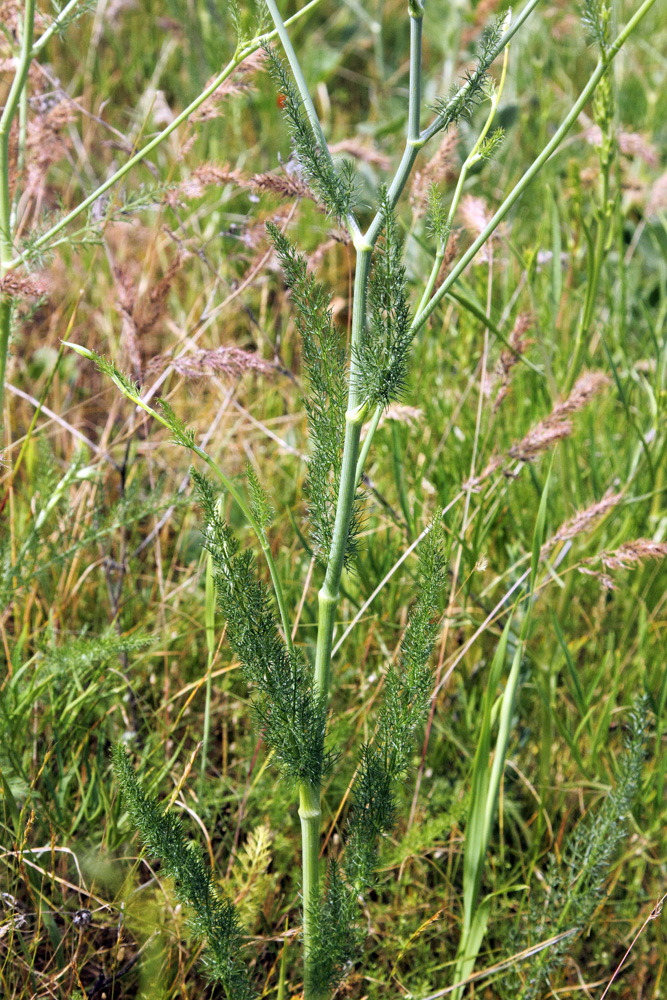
[1,0,667,996]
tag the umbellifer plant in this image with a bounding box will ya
[62,0,658,995]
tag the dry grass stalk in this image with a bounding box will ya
[465,371,611,490]
[493,313,533,411]
[0,271,48,298]
[548,370,611,422]
[0,0,46,38]
[410,130,459,217]
[598,539,667,571]
[113,255,186,377]
[433,230,460,293]
[148,347,274,382]
[25,101,77,196]
[251,171,320,205]
[508,420,573,462]
[167,164,246,204]
[193,51,265,123]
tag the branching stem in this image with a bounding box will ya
[31,0,87,55]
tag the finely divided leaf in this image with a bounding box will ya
[193,469,332,785]
[263,45,356,220]
[357,189,414,412]
[309,516,446,991]
[267,223,361,564]
[430,16,506,134]
[112,744,257,997]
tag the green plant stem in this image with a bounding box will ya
[303,9,425,995]
[316,4,424,687]
[364,0,542,252]
[356,404,383,485]
[411,0,659,335]
[0,0,35,433]
[31,0,87,55]
[313,251,372,698]
[299,780,322,997]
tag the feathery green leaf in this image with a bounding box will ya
[112,744,257,997]
[263,44,357,220]
[267,222,362,565]
[357,189,414,412]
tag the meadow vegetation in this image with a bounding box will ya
[1,0,667,996]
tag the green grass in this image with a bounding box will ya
[2,0,667,996]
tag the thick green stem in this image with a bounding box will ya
[313,247,372,697]
[299,781,323,997]
[355,404,383,485]
[365,10,423,246]
[305,10,424,994]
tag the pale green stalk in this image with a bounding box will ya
[31,0,88,55]
[355,404,383,486]
[0,0,35,432]
[364,0,542,249]
[263,5,423,993]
